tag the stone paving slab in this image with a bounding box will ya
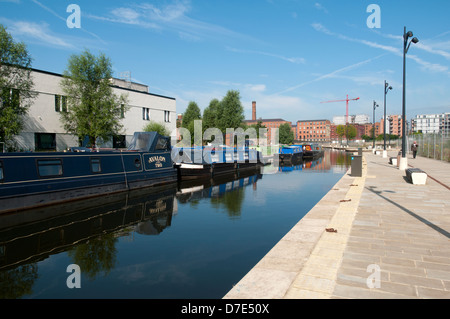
[224,150,450,299]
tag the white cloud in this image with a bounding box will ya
[29,0,105,43]
[226,46,305,64]
[273,54,387,95]
[314,3,329,14]
[246,84,266,92]
[1,18,74,49]
[88,1,254,43]
[312,23,450,75]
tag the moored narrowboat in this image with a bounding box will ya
[278,145,303,164]
[172,146,263,180]
[0,132,178,213]
[302,143,324,159]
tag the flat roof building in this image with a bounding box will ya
[11,68,176,151]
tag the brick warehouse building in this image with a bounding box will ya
[296,120,331,142]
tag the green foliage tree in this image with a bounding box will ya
[217,90,244,133]
[202,98,221,144]
[278,122,294,144]
[336,125,346,142]
[337,124,357,142]
[202,98,220,132]
[60,50,128,147]
[0,24,36,148]
[181,101,201,145]
[346,125,357,141]
[143,120,170,136]
[182,101,201,129]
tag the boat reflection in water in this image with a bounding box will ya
[277,150,350,173]
[0,167,262,298]
[176,167,262,219]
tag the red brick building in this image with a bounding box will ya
[243,118,292,144]
[296,120,331,142]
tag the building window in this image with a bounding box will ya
[164,111,170,123]
[120,104,125,119]
[1,88,20,108]
[35,133,56,151]
[37,159,63,177]
[55,95,67,112]
[143,107,150,121]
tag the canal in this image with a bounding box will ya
[0,150,350,299]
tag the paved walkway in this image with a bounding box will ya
[224,150,450,299]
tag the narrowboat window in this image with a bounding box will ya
[90,158,102,173]
[134,158,141,169]
[38,159,63,177]
[0,161,4,181]
[155,137,168,151]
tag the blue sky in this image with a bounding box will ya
[1,0,449,124]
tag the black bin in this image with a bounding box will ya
[351,155,362,177]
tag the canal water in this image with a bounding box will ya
[0,150,350,299]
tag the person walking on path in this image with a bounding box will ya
[411,141,419,159]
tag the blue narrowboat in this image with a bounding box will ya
[172,146,263,179]
[0,132,178,213]
[278,145,303,163]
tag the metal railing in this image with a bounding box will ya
[408,134,450,162]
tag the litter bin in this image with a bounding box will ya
[351,155,362,177]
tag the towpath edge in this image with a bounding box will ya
[224,151,450,299]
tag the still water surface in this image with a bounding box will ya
[0,150,350,299]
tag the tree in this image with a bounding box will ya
[202,98,220,132]
[346,125,357,141]
[143,121,170,136]
[181,101,201,146]
[336,125,346,142]
[60,50,128,147]
[217,90,244,133]
[278,122,294,145]
[182,101,201,129]
[0,24,36,148]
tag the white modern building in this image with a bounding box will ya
[411,113,450,136]
[332,114,370,125]
[14,68,176,151]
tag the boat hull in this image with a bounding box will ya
[0,148,177,213]
[177,161,261,180]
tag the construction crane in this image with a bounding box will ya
[321,95,360,124]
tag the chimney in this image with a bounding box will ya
[252,101,256,121]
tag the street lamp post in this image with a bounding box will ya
[400,26,419,170]
[383,81,393,158]
[373,100,379,152]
